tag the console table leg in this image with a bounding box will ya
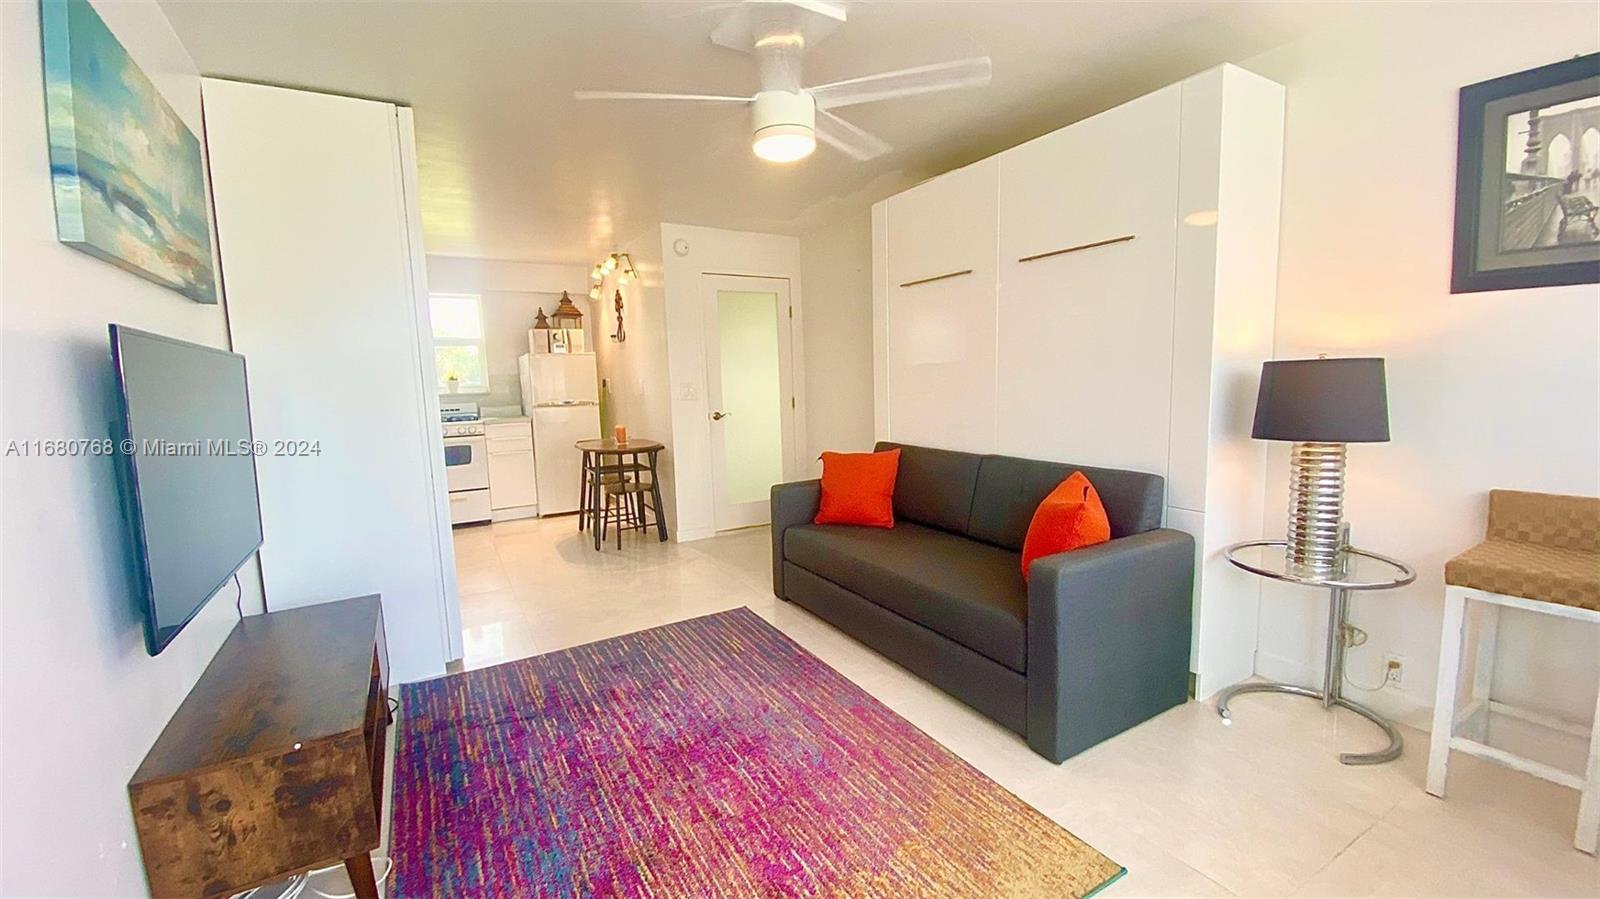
[345,852,380,899]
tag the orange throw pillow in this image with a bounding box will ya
[814,448,901,528]
[1021,471,1111,580]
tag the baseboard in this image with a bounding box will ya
[1253,648,1316,686]
[490,505,538,522]
[1253,649,1434,731]
[674,525,716,543]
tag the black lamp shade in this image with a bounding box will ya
[1252,358,1390,443]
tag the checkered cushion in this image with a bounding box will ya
[1444,539,1600,612]
[1486,489,1600,552]
[1445,490,1600,611]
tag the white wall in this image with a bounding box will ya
[203,79,461,684]
[0,2,266,894]
[1242,3,1600,728]
[657,224,805,541]
[425,255,590,410]
[590,219,862,536]
[591,225,676,521]
[798,211,877,469]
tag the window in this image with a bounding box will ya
[429,293,488,392]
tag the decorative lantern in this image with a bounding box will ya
[551,291,584,330]
[550,291,586,353]
[530,306,553,353]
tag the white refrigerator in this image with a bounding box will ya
[519,353,601,515]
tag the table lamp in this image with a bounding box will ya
[1252,357,1390,576]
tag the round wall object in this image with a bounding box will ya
[672,238,690,257]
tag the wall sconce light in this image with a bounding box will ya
[591,252,637,289]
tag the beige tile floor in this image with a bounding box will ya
[449,516,1599,898]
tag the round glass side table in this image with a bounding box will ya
[1218,539,1417,765]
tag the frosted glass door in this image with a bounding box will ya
[704,275,795,530]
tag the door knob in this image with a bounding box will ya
[710,410,731,421]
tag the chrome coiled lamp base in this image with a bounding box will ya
[1286,441,1347,576]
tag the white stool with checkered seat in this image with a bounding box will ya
[1426,490,1600,854]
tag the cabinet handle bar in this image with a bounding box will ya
[1018,234,1135,263]
[898,269,973,288]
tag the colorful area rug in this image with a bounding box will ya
[389,607,1122,898]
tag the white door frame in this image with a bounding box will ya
[396,107,464,664]
[701,273,800,531]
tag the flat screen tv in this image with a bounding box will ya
[110,325,264,654]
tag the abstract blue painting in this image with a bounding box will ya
[41,0,217,304]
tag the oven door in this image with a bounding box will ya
[443,435,489,492]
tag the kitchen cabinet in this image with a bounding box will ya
[485,420,538,516]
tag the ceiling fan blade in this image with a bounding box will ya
[807,57,992,110]
[572,90,751,104]
[814,109,892,161]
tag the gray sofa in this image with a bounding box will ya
[771,442,1194,763]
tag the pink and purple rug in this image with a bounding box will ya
[389,607,1122,898]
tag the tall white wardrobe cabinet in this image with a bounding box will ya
[871,65,1285,698]
[202,79,463,683]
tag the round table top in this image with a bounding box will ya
[1224,540,1416,590]
[575,438,664,454]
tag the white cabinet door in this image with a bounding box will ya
[487,451,538,509]
[884,158,999,453]
[995,85,1181,474]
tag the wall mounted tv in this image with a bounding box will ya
[110,325,264,654]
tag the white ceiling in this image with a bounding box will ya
[162,1,1356,264]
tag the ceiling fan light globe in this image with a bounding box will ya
[752,124,816,163]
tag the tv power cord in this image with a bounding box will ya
[230,855,394,899]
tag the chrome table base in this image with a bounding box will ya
[1218,540,1416,766]
[1217,684,1404,765]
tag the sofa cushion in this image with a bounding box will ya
[814,448,900,528]
[1020,471,1111,580]
[875,442,981,535]
[784,521,1027,672]
[968,455,1164,550]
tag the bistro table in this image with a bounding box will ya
[575,438,667,550]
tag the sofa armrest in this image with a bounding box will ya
[770,479,821,599]
[1025,528,1195,762]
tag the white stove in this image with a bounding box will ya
[439,402,490,524]
[441,401,479,422]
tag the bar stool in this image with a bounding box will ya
[1426,489,1600,854]
[577,457,643,533]
[601,473,661,549]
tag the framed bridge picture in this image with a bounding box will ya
[1451,53,1600,293]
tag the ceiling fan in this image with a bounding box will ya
[574,0,991,163]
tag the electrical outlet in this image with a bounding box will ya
[1383,654,1405,688]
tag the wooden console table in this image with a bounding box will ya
[128,596,390,898]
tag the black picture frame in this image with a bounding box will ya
[1451,53,1600,294]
